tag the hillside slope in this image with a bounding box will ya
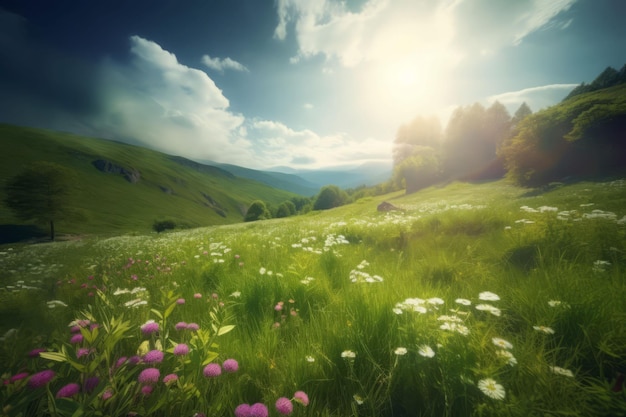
[0,124,297,237]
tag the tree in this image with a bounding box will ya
[393,147,441,194]
[313,185,348,210]
[4,162,75,241]
[393,116,442,165]
[275,201,296,218]
[244,200,271,222]
[511,102,533,128]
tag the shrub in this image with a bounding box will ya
[153,219,176,233]
[244,200,271,222]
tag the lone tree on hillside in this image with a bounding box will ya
[4,162,75,241]
[313,185,348,210]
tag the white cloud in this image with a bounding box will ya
[91,36,383,169]
[201,54,249,72]
[247,119,391,168]
[511,0,576,45]
[274,0,576,66]
[94,36,252,163]
[303,103,313,109]
[488,83,578,113]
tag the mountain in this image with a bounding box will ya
[0,124,297,238]
[269,160,393,189]
[213,163,320,196]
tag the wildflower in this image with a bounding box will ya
[127,355,141,365]
[275,397,293,415]
[102,389,113,401]
[140,320,159,336]
[496,349,517,366]
[173,343,190,356]
[392,307,403,314]
[427,297,444,305]
[275,302,284,311]
[477,378,506,400]
[550,366,574,377]
[492,337,513,350]
[250,403,269,417]
[293,390,309,406]
[194,293,202,299]
[27,370,55,388]
[175,321,187,330]
[418,345,435,358]
[115,357,128,368]
[77,348,93,358]
[548,300,561,307]
[259,267,267,275]
[341,350,356,359]
[533,325,555,334]
[176,298,185,305]
[138,368,160,385]
[394,347,407,356]
[353,394,364,405]
[230,291,241,298]
[479,291,500,301]
[235,404,252,417]
[203,363,222,378]
[186,323,200,331]
[9,372,29,383]
[70,334,84,344]
[141,385,153,396]
[223,359,239,373]
[455,298,472,306]
[28,348,47,358]
[163,373,179,385]
[143,350,164,364]
[475,304,501,316]
[56,383,80,398]
[84,377,99,393]
[439,322,470,336]
[305,355,315,363]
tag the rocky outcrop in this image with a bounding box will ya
[377,201,402,212]
[159,185,173,194]
[201,192,227,217]
[92,159,141,183]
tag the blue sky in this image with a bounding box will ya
[0,0,624,169]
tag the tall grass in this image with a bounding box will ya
[1,179,625,416]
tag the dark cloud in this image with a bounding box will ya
[0,8,103,132]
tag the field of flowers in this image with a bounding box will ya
[1,180,625,416]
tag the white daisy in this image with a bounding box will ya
[394,347,408,356]
[418,345,435,358]
[477,378,506,400]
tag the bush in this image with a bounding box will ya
[313,185,348,210]
[244,200,271,222]
[152,219,176,233]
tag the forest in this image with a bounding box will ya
[393,64,626,192]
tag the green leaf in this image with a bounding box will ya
[164,300,178,320]
[217,325,235,336]
[150,309,163,319]
[202,351,219,366]
[40,351,67,362]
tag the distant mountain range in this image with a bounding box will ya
[213,160,392,196]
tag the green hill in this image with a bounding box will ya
[501,82,626,186]
[0,124,297,238]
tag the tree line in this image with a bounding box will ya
[392,101,532,193]
[394,63,626,192]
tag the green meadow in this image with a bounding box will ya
[1,179,625,416]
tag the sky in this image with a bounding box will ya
[0,0,624,170]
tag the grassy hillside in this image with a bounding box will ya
[1,178,625,416]
[0,124,297,237]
